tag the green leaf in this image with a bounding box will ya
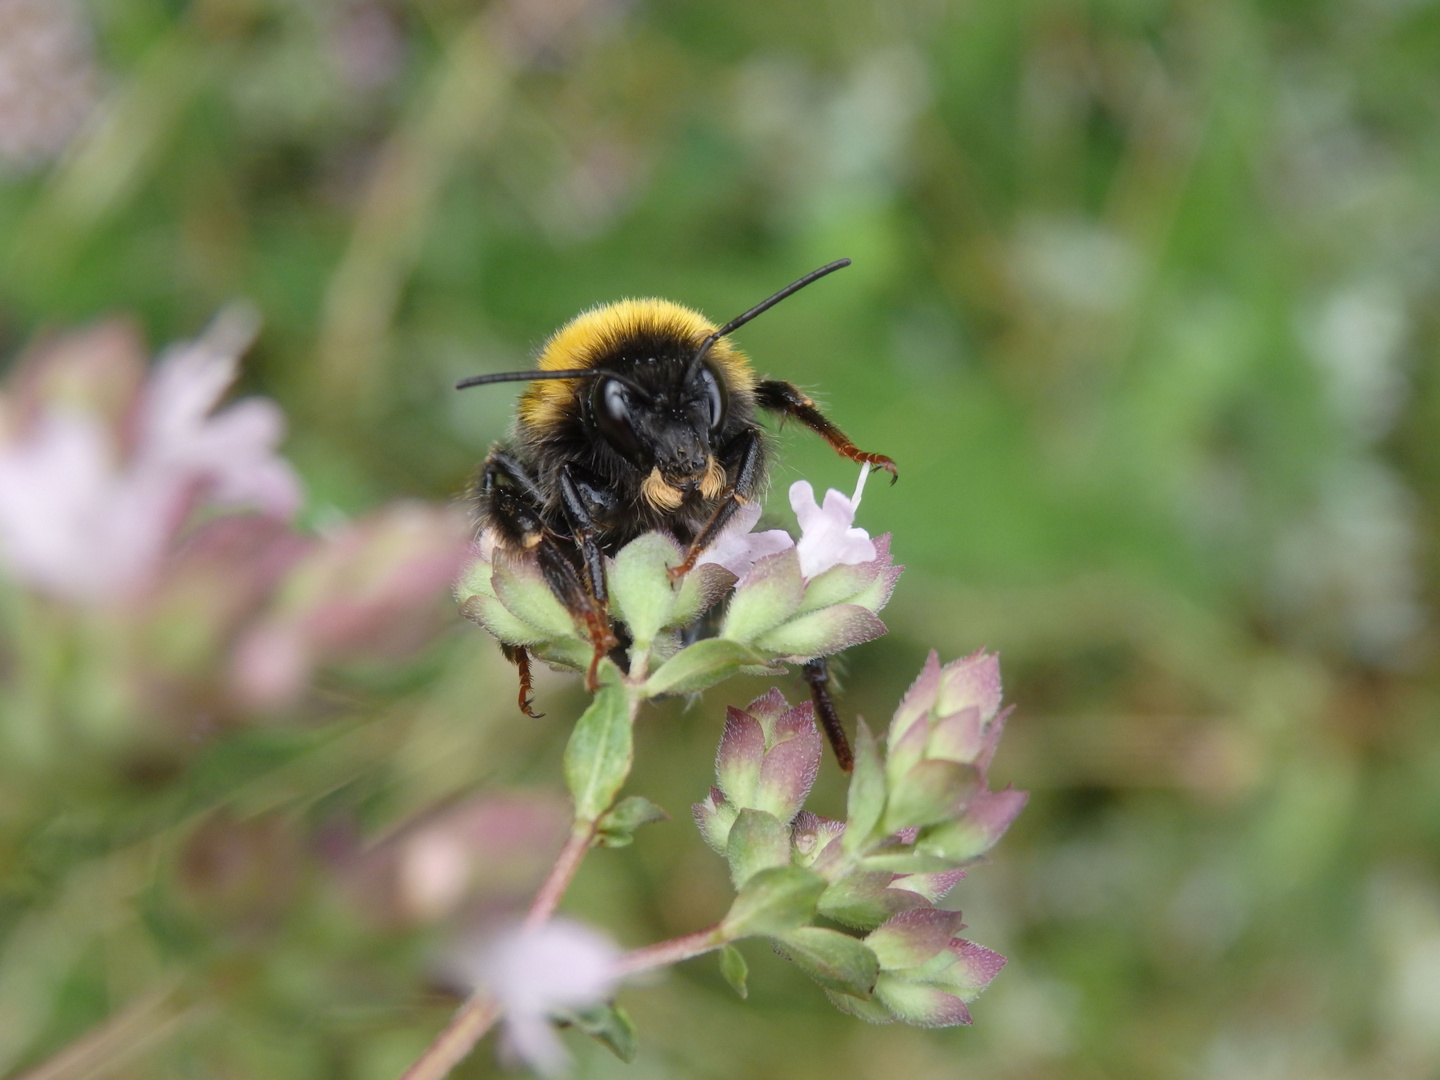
[491,550,580,641]
[595,795,669,848]
[563,675,634,822]
[721,547,805,644]
[453,556,498,603]
[882,760,980,833]
[773,927,880,997]
[843,719,885,855]
[719,945,749,999]
[726,807,791,888]
[858,852,962,875]
[797,560,878,614]
[721,865,826,939]
[458,594,551,647]
[826,988,895,1024]
[562,1001,638,1063]
[818,872,933,931]
[608,534,681,644]
[668,563,737,629]
[752,604,887,660]
[644,638,764,697]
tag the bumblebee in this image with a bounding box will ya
[457,260,895,770]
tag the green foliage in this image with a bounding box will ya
[563,673,634,822]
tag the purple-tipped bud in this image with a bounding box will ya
[817,871,933,930]
[925,705,985,765]
[937,650,1003,722]
[753,715,822,823]
[929,939,1007,998]
[693,786,738,854]
[716,707,766,807]
[917,787,1029,863]
[865,909,967,971]
[874,977,973,1027]
[888,651,943,753]
[790,812,846,872]
[890,868,966,905]
[709,693,823,826]
[753,603,888,661]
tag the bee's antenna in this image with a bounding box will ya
[455,369,596,390]
[687,258,852,378]
[454,368,654,400]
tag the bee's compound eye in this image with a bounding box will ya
[699,364,728,430]
[593,377,641,458]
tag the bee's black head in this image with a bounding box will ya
[584,334,731,489]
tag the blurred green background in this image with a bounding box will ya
[1,0,1438,1077]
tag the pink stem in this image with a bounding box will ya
[525,820,595,928]
[615,925,727,977]
[397,997,500,1080]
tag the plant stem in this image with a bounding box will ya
[397,997,500,1080]
[399,668,648,1079]
[525,818,596,928]
[615,924,729,976]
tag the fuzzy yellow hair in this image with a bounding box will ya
[518,299,755,430]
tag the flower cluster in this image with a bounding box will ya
[691,657,1024,1027]
[455,465,900,694]
[444,465,1024,1074]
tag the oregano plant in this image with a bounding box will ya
[407,465,1027,1079]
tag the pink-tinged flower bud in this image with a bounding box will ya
[790,811,846,871]
[889,867,966,905]
[232,502,471,708]
[697,692,824,861]
[927,938,1007,998]
[872,933,1006,1011]
[753,709,822,823]
[873,977,973,1027]
[716,706,766,808]
[817,870,934,930]
[864,909,966,971]
[916,787,1029,863]
[693,786,737,854]
[707,691,822,823]
[888,650,1004,771]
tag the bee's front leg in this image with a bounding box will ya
[754,380,897,482]
[669,427,765,581]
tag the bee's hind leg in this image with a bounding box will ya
[802,658,855,773]
[501,643,543,718]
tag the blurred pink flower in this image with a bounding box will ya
[0,311,301,602]
[791,464,878,578]
[460,919,621,1077]
[230,501,472,708]
[0,0,101,170]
